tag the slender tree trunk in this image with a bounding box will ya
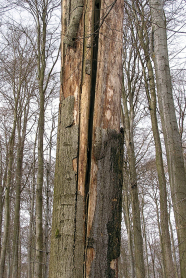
[122,79,145,278]
[0,130,15,278]
[118,238,130,278]
[128,2,175,274]
[122,166,135,278]
[149,1,186,276]
[149,242,156,278]
[11,107,28,278]
[44,163,49,278]
[0,187,2,254]
[154,196,166,278]
[0,93,19,278]
[28,132,37,278]
[49,0,124,277]
[35,89,44,278]
[0,149,8,257]
[44,121,54,278]
[124,193,135,278]
[141,197,150,278]
[0,143,3,255]
[35,6,47,278]
[168,205,179,278]
[140,55,174,277]
[121,113,133,278]
[11,140,22,278]
[7,244,11,278]
[18,232,21,278]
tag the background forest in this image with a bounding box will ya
[0,0,186,278]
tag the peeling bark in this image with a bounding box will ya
[63,0,84,46]
[86,1,124,276]
[49,1,123,277]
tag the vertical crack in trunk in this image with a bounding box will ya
[83,1,101,276]
[86,0,100,203]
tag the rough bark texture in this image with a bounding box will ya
[49,96,82,278]
[49,0,123,277]
[87,129,123,278]
[49,0,84,274]
[63,0,84,46]
[86,1,123,276]
[149,1,186,277]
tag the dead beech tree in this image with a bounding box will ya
[49,0,124,277]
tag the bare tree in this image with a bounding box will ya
[121,34,146,277]
[0,24,37,278]
[149,1,186,277]
[13,1,60,277]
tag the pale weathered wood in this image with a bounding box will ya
[86,1,123,276]
[49,1,124,277]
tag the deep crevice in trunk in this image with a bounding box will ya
[86,0,100,202]
[84,0,101,275]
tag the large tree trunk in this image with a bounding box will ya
[49,0,124,277]
[149,1,186,277]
